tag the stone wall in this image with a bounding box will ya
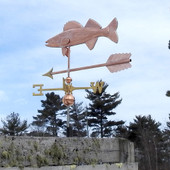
[0,163,138,170]
[0,136,136,169]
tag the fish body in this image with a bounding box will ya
[46,18,118,56]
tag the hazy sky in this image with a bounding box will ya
[0,0,170,127]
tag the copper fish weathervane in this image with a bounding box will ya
[33,18,132,107]
[46,18,118,56]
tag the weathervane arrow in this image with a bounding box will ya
[43,53,132,79]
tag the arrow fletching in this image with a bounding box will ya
[106,53,131,73]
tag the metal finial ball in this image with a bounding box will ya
[65,77,72,84]
[62,94,75,106]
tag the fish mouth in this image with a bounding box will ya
[45,41,50,47]
[45,40,56,47]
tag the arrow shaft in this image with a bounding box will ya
[52,59,130,75]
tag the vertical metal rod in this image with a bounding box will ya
[86,112,89,137]
[66,47,71,137]
[67,106,70,137]
[67,47,70,77]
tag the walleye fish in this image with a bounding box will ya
[46,18,118,56]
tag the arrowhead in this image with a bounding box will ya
[43,68,53,79]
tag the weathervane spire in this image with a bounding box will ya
[33,18,132,107]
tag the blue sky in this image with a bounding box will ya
[0,0,170,128]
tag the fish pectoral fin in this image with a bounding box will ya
[85,19,101,29]
[62,47,67,56]
[85,38,98,50]
[64,21,82,31]
[62,47,70,56]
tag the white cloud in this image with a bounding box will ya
[0,91,8,102]
[13,98,28,105]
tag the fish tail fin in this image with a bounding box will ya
[105,18,118,43]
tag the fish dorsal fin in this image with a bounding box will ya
[85,19,101,29]
[86,38,98,50]
[63,21,83,31]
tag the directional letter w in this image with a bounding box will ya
[90,81,104,93]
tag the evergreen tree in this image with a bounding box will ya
[166,113,170,129]
[162,114,170,170]
[128,115,163,170]
[32,92,66,136]
[0,112,29,136]
[31,114,48,136]
[68,102,87,137]
[114,124,129,138]
[85,81,124,138]
[164,91,170,169]
[166,91,170,97]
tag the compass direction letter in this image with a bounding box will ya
[90,81,104,93]
[33,84,44,96]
